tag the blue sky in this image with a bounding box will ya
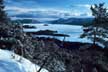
[4,0,108,19]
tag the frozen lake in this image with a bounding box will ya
[23,23,91,43]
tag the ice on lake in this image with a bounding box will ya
[23,23,91,43]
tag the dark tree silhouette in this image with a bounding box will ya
[0,0,35,61]
[81,3,108,48]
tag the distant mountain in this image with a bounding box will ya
[50,18,93,25]
[10,12,60,19]
[12,19,41,24]
[10,12,60,22]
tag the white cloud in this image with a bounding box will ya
[71,4,91,9]
[5,6,92,18]
[78,4,91,8]
[5,6,36,13]
[79,12,92,17]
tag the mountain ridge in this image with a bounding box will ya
[49,17,93,25]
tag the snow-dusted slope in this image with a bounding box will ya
[0,49,48,72]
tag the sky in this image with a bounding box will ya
[4,0,108,19]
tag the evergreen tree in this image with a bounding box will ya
[0,0,35,61]
[0,0,6,23]
[0,0,12,25]
[81,3,108,48]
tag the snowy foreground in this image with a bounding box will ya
[0,49,48,72]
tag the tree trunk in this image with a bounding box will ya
[93,27,98,48]
[37,55,50,72]
[93,31,96,48]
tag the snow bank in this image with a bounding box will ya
[0,49,48,72]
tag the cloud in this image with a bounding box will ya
[5,6,92,19]
[71,4,91,9]
[4,0,93,19]
[5,6,36,13]
[5,6,71,15]
[4,0,40,8]
[80,12,92,17]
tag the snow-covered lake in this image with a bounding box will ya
[24,23,91,43]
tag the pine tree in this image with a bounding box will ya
[0,0,6,23]
[80,3,108,48]
[0,0,35,61]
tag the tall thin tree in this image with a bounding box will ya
[81,3,108,48]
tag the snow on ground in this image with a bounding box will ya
[23,23,91,43]
[0,49,48,72]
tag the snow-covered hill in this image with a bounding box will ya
[0,49,48,72]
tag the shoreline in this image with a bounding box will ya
[33,37,102,50]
